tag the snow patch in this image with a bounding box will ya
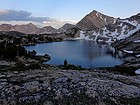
[105,39,113,43]
[134,40,140,43]
[113,18,116,24]
[96,11,99,17]
[75,31,85,39]
[119,23,123,27]
[135,69,140,75]
[123,20,139,26]
[123,50,133,54]
[117,24,140,40]
[104,18,107,23]
[136,54,140,57]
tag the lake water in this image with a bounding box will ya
[24,40,124,68]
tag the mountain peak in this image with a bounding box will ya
[91,10,100,14]
[27,23,37,27]
[58,23,75,32]
[77,10,116,30]
[89,10,102,16]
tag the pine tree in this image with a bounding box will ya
[64,59,68,66]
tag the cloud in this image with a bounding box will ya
[0,10,51,22]
[0,10,77,28]
[43,19,77,29]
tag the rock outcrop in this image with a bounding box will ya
[0,66,140,105]
[112,29,140,67]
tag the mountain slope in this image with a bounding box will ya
[11,23,39,34]
[77,10,116,30]
[112,29,140,67]
[76,11,140,43]
[0,23,57,34]
[0,24,13,31]
[112,29,140,54]
[38,26,57,34]
[58,23,76,32]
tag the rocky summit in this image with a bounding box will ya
[0,66,140,105]
[77,10,116,30]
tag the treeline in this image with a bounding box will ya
[0,41,38,60]
[0,31,59,62]
[0,34,63,46]
[0,41,27,60]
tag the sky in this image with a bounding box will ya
[0,0,140,28]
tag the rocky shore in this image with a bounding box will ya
[112,29,140,68]
[0,65,140,105]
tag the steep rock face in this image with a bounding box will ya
[76,11,140,43]
[77,10,116,30]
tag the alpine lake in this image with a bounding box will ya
[24,40,124,68]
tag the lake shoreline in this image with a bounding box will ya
[25,40,124,68]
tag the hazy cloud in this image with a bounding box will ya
[0,10,51,22]
[43,19,77,29]
[0,10,77,28]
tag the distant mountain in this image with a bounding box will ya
[11,23,39,34]
[0,24,13,31]
[58,23,75,32]
[0,23,57,34]
[38,26,57,34]
[0,10,140,41]
[75,10,140,43]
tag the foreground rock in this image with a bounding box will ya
[0,66,140,105]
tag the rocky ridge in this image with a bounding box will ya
[57,23,75,33]
[0,66,140,105]
[75,11,140,43]
[0,23,58,34]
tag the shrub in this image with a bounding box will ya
[14,61,26,71]
[28,63,41,70]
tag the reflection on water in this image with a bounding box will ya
[24,40,124,68]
